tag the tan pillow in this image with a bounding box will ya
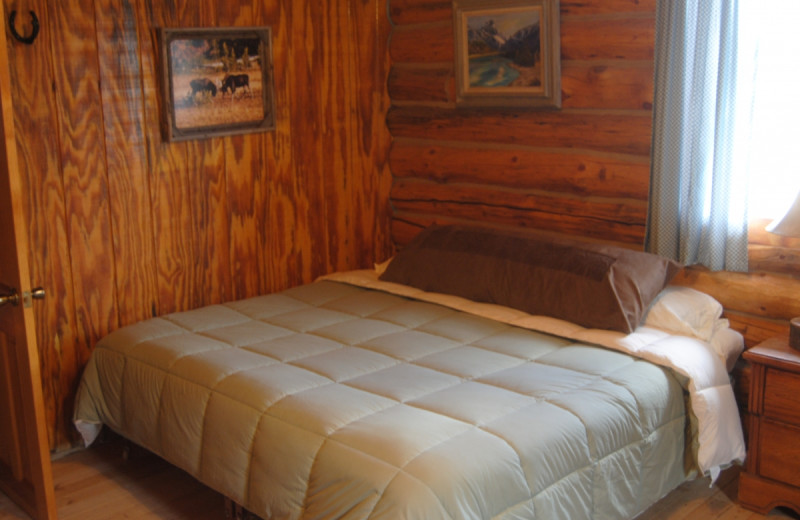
[379,225,681,333]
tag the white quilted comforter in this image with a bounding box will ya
[74,272,745,519]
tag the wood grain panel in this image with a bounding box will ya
[388,106,653,156]
[390,140,650,199]
[96,0,158,326]
[285,0,330,284]
[138,0,201,314]
[217,2,272,300]
[47,0,117,449]
[340,0,394,269]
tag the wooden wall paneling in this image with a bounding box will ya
[672,268,800,330]
[385,0,800,352]
[560,15,654,61]
[390,140,650,200]
[560,0,656,16]
[4,0,80,451]
[95,0,158,326]
[47,0,117,448]
[264,2,304,293]
[388,64,453,105]
[214,2,271,301]
[317,0,392,272]
[391,179,646,244]
[389,21,453,64]
[389,0,450,25]
[4,0,394,450]
[285,1,330,283]
[561,61,654,110]
[137,0,202,315]
[318,0,350,273]
[387,107,653,156]
[349,0,394,266]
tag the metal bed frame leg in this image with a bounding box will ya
[224,497,249,519]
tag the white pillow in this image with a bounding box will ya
[643,286,723,342]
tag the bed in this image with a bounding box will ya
[73,225,746,519]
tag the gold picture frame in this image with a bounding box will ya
[159,26,276,142]
[453,0,561,108]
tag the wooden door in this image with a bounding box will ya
[0,9,57,520]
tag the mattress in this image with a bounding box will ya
[75,277,710,519]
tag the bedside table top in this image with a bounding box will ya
[744,337,800,373]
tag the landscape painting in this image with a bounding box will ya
[453,0,561,108]
[160,27,276,141]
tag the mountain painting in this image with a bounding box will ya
[453,0,560,108]
[464,7,543,90]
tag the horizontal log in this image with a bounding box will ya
[388,65,453,103]
[389,140,650,200]
[390,14,654,66]
[389,0,451,25]
[387,106,653,156]
[390,179,646,243]
[388,0,657,27]
[389,61,655,110]
[561,0,656,16]
[748,217,800,248]
[726,311,790,349]
[672,267,800,321]
[390,212,643,249]
[561,61,654,110]
[748,244,800,276]
[561,16,655,61]
[390,21,453,64]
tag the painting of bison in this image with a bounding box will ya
[160,27,275,141]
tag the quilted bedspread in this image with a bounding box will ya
[75,278,696,519]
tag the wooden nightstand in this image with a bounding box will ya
[739,337,800,515]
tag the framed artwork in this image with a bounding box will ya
[159,26,276,142]
[453,0,561,108]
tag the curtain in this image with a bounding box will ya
[646,0,748,272]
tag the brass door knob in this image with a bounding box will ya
[0,287,19,307]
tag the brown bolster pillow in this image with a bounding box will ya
[379,225,681,333]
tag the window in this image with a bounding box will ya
[739,1,800,221]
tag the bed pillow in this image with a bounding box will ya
[643,286,723,341]
[379,225,681,333]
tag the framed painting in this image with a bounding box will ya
[159,26,276,142]
[453,0,561,108]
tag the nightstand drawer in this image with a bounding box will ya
[760,419,800,488]
[764,368,800,425]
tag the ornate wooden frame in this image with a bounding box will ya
[159,26,276,142]
[453,0,561,109]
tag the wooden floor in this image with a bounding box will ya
[0,438,798,520]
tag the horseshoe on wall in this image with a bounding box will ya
[9,10,39,45]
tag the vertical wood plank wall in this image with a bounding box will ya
[4,0,393,451]
[386,0,800,355]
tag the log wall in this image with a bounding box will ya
[386,0,800,358]
[5,0,392,451]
